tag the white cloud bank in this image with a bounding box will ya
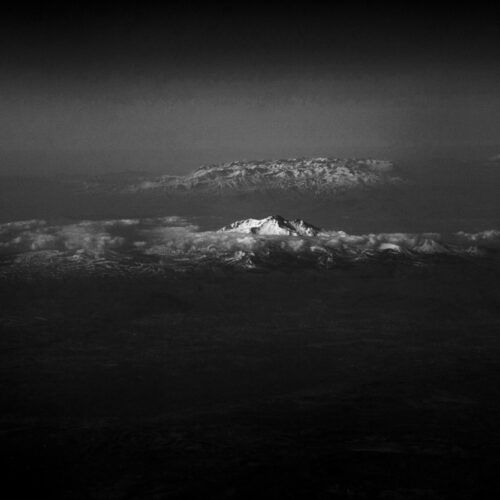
[0,217,499,272]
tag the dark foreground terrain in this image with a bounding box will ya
[2,259,500,498]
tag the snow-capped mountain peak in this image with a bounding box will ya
[218,215,321,236]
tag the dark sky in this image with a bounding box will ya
[1,4,500,174]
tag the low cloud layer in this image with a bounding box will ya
[1,217,499,273]
[0,217,196,256]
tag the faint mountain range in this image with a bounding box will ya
[122,157,403,195]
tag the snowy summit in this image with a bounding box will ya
[219,215,321,237]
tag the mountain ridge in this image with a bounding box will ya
[127,157,402,194]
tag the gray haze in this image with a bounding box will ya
[2,65,500,175]
[2,6,500,175]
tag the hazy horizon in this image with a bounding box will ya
[2,5,500,176]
